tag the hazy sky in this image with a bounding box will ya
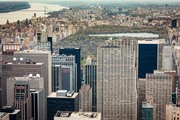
[0,0,179,3]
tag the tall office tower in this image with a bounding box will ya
[97,39,137,120]
[138,40,159,78]
[2,60,45,106]
[14,50,51,120]
[166,103,180,120]
[141,102,153,120]
[30,89,44,120]
[162,46,173,70]
[85,56,97,112]
[7,75,45,120]
[137,79,146,120]
[173,47,180,106]
[59,48,81,92]
[52,54,77,91]
[146,71,172,120]
[61,66,73,91]
[79,84,92,112]
[54,111,101,120]
[14,50,52,95]
[172,19,177,28]
[52,65,62,92]
[13,78,32,120]
[47,90,79,120]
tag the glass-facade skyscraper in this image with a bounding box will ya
[59,48,81,92]
[138,40,159,78]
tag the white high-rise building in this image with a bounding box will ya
[97,39,137,120]
[162,46,173,70]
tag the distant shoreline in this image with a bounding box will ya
[0,2,31,13]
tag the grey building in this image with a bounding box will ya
[31,89,44,120]
[2,60,45,106]
[85,57,97,112]
[52,65,62,92]
[52,54,77,91]
[137,79,146,120]
[146,71,172,120]
[14,50,52,95]
[13,78,32,120]
[97,39,137,120]
[79,84,92,112]
[7,76,45,120]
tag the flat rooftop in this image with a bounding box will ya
[54,112,101,120]
[15,50,50,54]
[138,39,165,44]
[47,92,78,99]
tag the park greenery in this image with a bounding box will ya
[56,25,168,64]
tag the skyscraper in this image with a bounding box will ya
[79,84,92,112]
[162,46,173,70]
[7,75,45,120]
[52,54,77,91]
[59,48,81,92]
[14,50,52,95]
[52,65,62,92]
[30,89,44,120]
[146,71,172,120]
[137,79,146,120]
[2,60,45,106]
[97,39,137,120]
[138,40,159,78]
[85,56,97,112]
[13,78,32,120]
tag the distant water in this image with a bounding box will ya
[89,33,159,38]
[0,3,67,24]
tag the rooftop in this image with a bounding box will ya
[48,92,78,99]
[54,111,101,120]
[15,50,51,54]
[138,39,165,44]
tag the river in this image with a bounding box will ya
[89,33,159,38]
[0,3,67,24]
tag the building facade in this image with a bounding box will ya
[79,84,92,112]
[146,72,172,120]
[166,103,180,120]
[97,39,137,120]
[2,60,45,106]
[138,40,159,78]
[52,65,62,92]
[85,57,97,112]
[52,54,77,91]
[47,90,79,120]
[141,102,153,120]
[13,78,31,120]
[59,48,81,92]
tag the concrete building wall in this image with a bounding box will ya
[97,40,137,120]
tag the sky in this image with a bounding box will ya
[0,0,179,3]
